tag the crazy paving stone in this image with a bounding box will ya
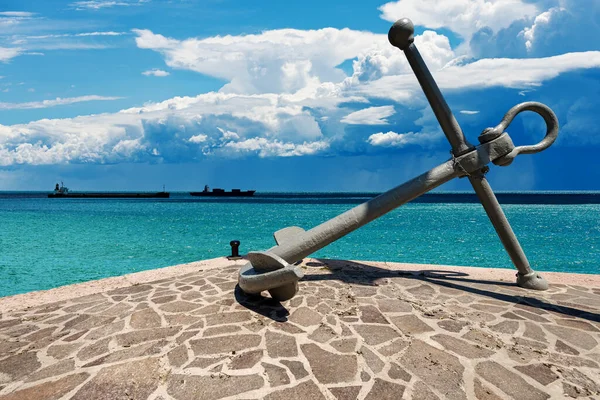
[360,346,384,374]
[158,301,201,313]
[489,320,519,334]
[308,324,338,343]
[76,338,111,361]
[84,320,125,341]
[25,359,75,383]
[354,325,399,346]
[264,380,326,400]
[330,338,357,353]
[364,378,406,400]
[129,308,162,329]
[288,307,323,327]
[265,330,297,358]
[390,315,433,335]
[262,362,290,387]
[114,326,181,347]
[83,340,167,367]
[555,340,580,355]
[280,360,309,380]
[432,334,495,359]
[514,363,559,386]
[376,299,413,313]
[0,352,41,383]
[412,380,441,400]
[475,361,549,400]
[388,363,411,382]
[359,305,389,324]
[229,350,263,370]
[328,386,362,400]
[301,343,357,384]
[167,345,188,367]
[400,339,466,400]
[473,378,504,400]
[545,325,597,350]
[167,373,264,400]
[190,334,261,355]
[205,311,252,326]
[47,343,83,360]
[378,338,409,356]
[203,325,242,337]
[72,358,161,400]
[437,319,468,333]
[0,373,89,400]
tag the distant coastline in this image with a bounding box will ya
[1,191,600,204]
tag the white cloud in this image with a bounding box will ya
[133,27,381,94]
[522,7,559,51]
[0,12,36,17]
[0,91,333,165]
[142,69,170,77]
[357,51,600,100]
[379,0,539,41]
[341,106,395,125]
[26,32,126,39]
[223,137,329,157]
[188,134,207,143]
[0,95,122,110]
[0,47,22,62]
[460,110,479,115]
[71,0,149,10]
[367,130,438,147]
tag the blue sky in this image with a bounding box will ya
[0,0,599,191]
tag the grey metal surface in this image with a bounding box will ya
[237,18,559,300]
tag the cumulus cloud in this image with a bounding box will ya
[0,92,334,165]
[223,138,329,157]
[142,69,170,77]
[133,27,381,94]
[367,130,439,147]
[469,0,600,58]
[341,106,395,125]
[0,95,122,110]
[379,0,538,41]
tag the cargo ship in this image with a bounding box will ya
[48,183,170,198]
[190,185,255,197]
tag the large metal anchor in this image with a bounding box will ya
[238,18,559,301]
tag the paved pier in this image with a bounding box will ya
[0,258,599,399]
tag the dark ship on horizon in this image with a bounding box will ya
[48,182,170,198]
[190,185,255,197]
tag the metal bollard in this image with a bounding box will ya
[228,240,242,260]
[238,18,559,301]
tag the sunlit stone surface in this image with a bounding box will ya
[0,258,599,399]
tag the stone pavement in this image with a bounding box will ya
[0,258,599,400]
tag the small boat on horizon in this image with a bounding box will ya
[48,182,170,198]
[190,185,255,197]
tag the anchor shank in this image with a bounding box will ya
[270,159,461,264]
[403,43,473,156]
[468,172,547,289]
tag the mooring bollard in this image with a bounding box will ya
[228,240,242,260]
[238,18,559,301]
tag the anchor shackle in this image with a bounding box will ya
[480,102,559,166]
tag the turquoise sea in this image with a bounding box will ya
[1,192,599,298]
